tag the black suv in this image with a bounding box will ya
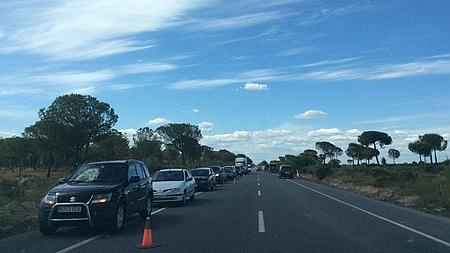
[37,160,153,235]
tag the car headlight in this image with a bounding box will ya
[91,193,112,204]
[42,194,57,206]
[165,188,180,193]
[215,174,219,176]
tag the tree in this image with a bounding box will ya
[130,127,162,162]
[90,131,129,161]
[357,131,392,165]
[408,140,432,164]
[420,134,447,164]
[361,146,379,164]
[388,148,400,164]
[315,141,337,164]
[25,94,118,174]
[346,143,364,166]
[156,123,202,165]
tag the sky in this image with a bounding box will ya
[1,0,450,163]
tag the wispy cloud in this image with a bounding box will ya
[191,11,291,31]
[0,61,177,96]
[299,57,362,67]
[301,59,450,81]
[297,3,371,26]
[276,47,316,56]
[169,78,240,90]
[216,27,277,45]
[0,1,209,60]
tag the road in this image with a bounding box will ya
[1,172,450,253]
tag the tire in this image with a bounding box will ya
[39,223,57,235]
[139,197,152,219]
[190,190,196,200]
[180,191,187,206]
[110,205,125,233]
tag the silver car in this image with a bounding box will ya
[152,169,196,205]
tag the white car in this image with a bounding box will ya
[152,169,196,205]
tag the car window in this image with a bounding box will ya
[184,170,189,180]
[141,163,150,177]
[136,163,146,179]
[128,163,138,180]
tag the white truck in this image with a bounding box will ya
[235,157,248,174]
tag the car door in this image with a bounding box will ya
[126,162,140,213]
[135,162,149,209]
[184,170,194,196]
[187,170,195,194]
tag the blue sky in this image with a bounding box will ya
[1,0,450,162]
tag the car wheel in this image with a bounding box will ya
[190,190,195,200]
[39,223,57,235]
[180,191,187,206]
[139,197,152,219]
[111,205,125,232]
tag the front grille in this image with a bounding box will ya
[57,193,92,203]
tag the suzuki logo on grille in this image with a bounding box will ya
[69,196,76,202]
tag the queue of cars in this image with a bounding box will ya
[37,160,250,235]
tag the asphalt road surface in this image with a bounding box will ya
[1,172,450,253]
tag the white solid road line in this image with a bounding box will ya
[258,190,261,196]
[258,211,265,233]
[56,234,105,253]
[287,179,450,248]
[55,205,173,253]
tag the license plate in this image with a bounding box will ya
[58,206,82,213]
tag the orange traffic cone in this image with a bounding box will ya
[135,216,160,249]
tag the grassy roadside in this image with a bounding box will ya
[0,169,70,239]
[298,164,450,218]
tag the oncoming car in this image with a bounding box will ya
[37,160,153,235]
[152,169,196,205]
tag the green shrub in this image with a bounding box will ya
[316,166,333,180]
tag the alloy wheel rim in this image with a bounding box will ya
[117,206,124,228]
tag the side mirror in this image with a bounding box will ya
[129,176,140,183]
[58,178,66,184]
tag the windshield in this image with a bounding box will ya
[68,163,127,183]
[210,167,220,173]
[153,171,184,181]
[191,169,209,177]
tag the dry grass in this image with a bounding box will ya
[0,168,70,238]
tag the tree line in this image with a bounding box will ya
[0,94,241,177]
[262,130,448,170]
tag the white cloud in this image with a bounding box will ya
[146,117,171,126]
[193,108,200,113]
[0,130,21,138]
[119,128,137,139]
[243,82,269,91]
[294,110,327,119]
[198,121,214,131]
[0,0,208,60]
[307,128,342,137]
